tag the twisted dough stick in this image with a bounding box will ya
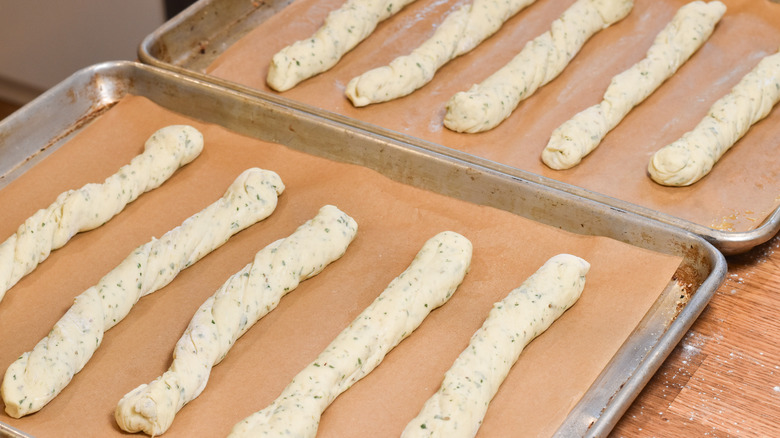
[228,231,473,438]
[114,205,358,436]
[648,47,780,186]
[0,125,203,303]
[1,168,284,418]
[402,254,589,438]
[345,0,539,107]
[542,1,726,170]
[266,0,418,92]
[444,0,634,133]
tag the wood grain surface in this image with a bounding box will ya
[611,231,780,437]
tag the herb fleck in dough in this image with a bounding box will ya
[114,205,358,436]
[402,254,589,438]
[444,0,634,133]
[345,0,539,107]
[542,1,726,170]
[648,47,780,186]
[1,168,284,418]
[0,125,203,304]
[267,0,418,92]
[228,231,473,438]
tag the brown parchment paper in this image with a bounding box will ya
[206,0,780,233]
[0,96,683,437]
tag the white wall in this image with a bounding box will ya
[0,0,166,104]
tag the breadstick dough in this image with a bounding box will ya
[228,231,473,438]
[266,0,418,91]
[1,168,284,418]
[114,205,358,436]
[0,125,203,304]
[542,1,726,170]
[345,0,539,107]
[402,254,590,438]
[648,47,780,186]
[444,0,634,133]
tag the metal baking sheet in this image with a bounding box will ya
[0,61,725,437]
[137,0,780,255]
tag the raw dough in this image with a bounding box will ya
[648,46,780,186]
[228,231,473,438]
[1,168,284,418]
[542,1,725,170]
[444,0,634,133]
[345,0,539,107]
[402,254,590,437]
[266,0,418,91]
[114,205,358,436]
[0,125,203,303]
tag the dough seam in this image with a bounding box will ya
[114,205,358,436]
[648,46,780,186]
[1,167,284,418]
[0,125,204,303]
[541,1,726,170]
[227,231,473,438]
[443,0,634,133]
[267,0,418,91]
[345,0,539,107]
[401,254,590,438]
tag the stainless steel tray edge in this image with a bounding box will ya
[572,239,727,437]
[139,0,294,73]
[137,0,779,255]
[0,69,116,188]
[0,61,728,437]
[0,422,33,438]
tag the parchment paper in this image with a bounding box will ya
[206,0,780,233]
[0,96,682,437]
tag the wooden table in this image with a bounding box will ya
[612,231,780,437]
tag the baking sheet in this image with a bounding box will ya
[0,62,725,437]
[139,0,780,254]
